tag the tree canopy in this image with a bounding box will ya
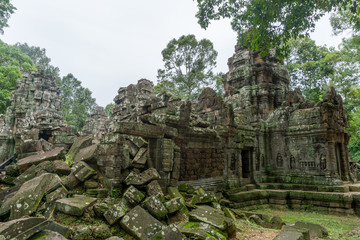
[0,40,37,113]
[157,34,218,100]
[0,0,16,34]
[196,0,360,58]
[60,73,97,133]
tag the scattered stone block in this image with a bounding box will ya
[17,147,64,171]
[84,180,98,189]
[147,180,164,196]
[10,173,57,220]
[120,206,164,240]
[164,197,187,214]
[123,185,145,205]
[151,224,184,240]
[74,144,98,163]
[46,186,67,203]
[4,165,19,177]
[0,217,51,240]
[294,221,328,238]
[62,172,81,190]
[94,202,109,217]
[30,230,68,240]
[274,231,306,240]
[72,161,96,182]
[124,168,160,186]
[0,174,14,185]
[73,225,92,240]
[188,205,235,236]
[92,224,112,239]
[44,222,71,238]
[56,195,97,216]
[67,135,93,160]
[104,202,127,225]
[143,194,168,219]
[179,222,227,240]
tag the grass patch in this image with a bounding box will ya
[251,208,360,240]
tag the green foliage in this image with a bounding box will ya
[285,37,339,103]
[64,154,74,166]
[195,0,360,58]
[14,43,60,79]
[104,103,114,117]
[0,40,37,113]
[0,0,16,34]
[60,74,97,133]
[157,34,218,100]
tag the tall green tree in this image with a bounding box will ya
[157,34,218,100]
[196,0,360,58]
[0,40,37,113]
[60,73,97,132]
[105,103,114,117]
[285,37,339,103]
[14,43,60,79]
[0,0,16,34]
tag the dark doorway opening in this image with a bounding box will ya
[242,149,252,178]
[39,130,52,141]
[335,143,345,179]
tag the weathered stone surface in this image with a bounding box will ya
[44,221,71,238]
[123,185,145,206]
[282,225,310,240]
[124,168,160,186]
[46,186,67,203]
[0,217,51,240]
[188,205,235,236]
[164,197,187,214]
[4,164,19,177]
[56,195,97,216]
[120,206,164,240]
[94,202,109,217]
[147,180,164,196]
[73,225,92,240]
[151,225,184,240]
[74,144,98,163]
[62,172,81,190]
[17,147,64,171]
[178,222,227,240]
[9,173,57,220]
[274,231,305,240]
[30,230,68,240]
[72,161,96,182]
[104,202,127,225]
[67,135,93,161]
[92,224,112,239]
[143,194,168,219]
[294,221,328,238]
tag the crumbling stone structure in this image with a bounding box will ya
[0,71,74,161]
[82,106,109,139]
[98,46,351,191]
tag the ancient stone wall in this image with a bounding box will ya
[0,71,74,161]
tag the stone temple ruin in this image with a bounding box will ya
[0,47,358,240]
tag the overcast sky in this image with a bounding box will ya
[2,0,348,107]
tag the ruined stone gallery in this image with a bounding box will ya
[0,47,357,239]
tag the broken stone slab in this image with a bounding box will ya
[74,144,98,163]
[73,225,92,240]
[178,222,227,240]
[120,205,164,240]
[0,174,15,185]
[104,202,128,225]
[9,173,58,220]
[56,195,97,216]
[62,172,81,190]
[30,230,68,240]
[4,164,19,177]
[92,224,112,239]
[164,197,188,214]
[124,168,160,186]
[147,180,164,197]
[44,222,71,238]
[106,237,124,240]
[143,194,168,219]
[151,224,184,240]
[131,147,147,164]
[273,231,306,240]
[72,161,96,182]
[167,187,184,200]
[0,217,51,240]
[294,221,328,238]
[67,135,93,161]
[282,225,310,240]
[123,185,145,206]
[46,186,68,203]
[94,202,109,217]
[271,216,286,229]
[249,214,272,228]
[188,205,236,236]
[17,147,64,171]
[190,188,217,205]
